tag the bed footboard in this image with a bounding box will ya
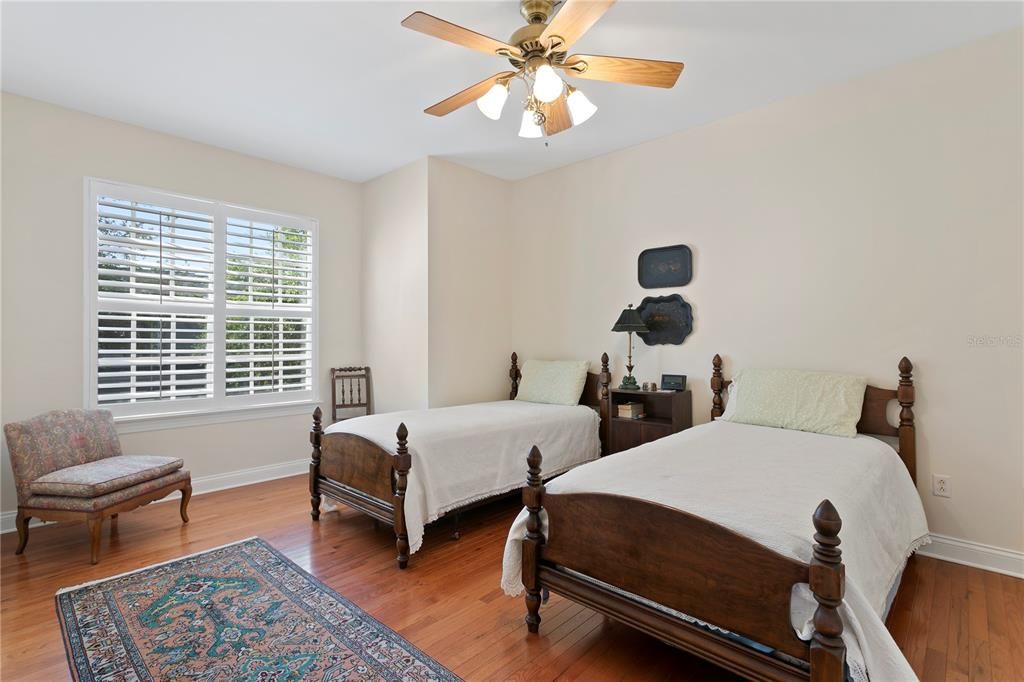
[310,408,412,568]
[522,446,847,682]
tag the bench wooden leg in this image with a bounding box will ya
[87,517,102,565]
[15,511,30,555]
[180,483,192,524]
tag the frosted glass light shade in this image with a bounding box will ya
[532,63,563,103]
[476,83,509,120]
[518,110,543,138]
[567,87,597,125]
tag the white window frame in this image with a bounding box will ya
[84,178,319,430]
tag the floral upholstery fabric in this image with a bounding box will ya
[4,409,122,505]
[30,455,184,499]
[24,469,191,513]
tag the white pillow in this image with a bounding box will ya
[721,368,867,437]
[721,381,739,420]
[515,360,590,406]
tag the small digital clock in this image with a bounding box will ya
[661,374,687,392]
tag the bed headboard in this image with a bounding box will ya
[709,354,917,482]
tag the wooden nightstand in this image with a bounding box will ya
[607,388,692,455]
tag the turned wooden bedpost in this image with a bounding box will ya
[510,352,522,400]
[523,445,545,633]
[394,422,412,569]
[897,357,916,483]
[810,499,846,682]
[309,407,323,521]
[599,352,611,455]
[711,354,725,420]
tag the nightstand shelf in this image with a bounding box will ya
[611,415,673,426]
[607,388,692,455]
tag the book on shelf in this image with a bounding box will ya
[617,402,645,419]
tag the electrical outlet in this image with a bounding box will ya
[932,474,952,498]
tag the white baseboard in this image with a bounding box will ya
[0,458,308,534]
[917,533,1024,578]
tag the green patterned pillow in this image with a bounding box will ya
[723,368,867,437]
[515,360,590,406]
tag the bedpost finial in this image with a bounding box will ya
[899,356,913,376]
[711,354,725,420]
[313,406,322,421]
[396,422,408,444]
[527,445,542,474]
[813,499,842,539]
[810,499,846,676]
[510,353,522,400]
[601,352,609,367]
[523,444,545,632]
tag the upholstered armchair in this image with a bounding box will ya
[4,409,192,564]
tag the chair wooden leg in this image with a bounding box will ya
[180,483,192,524]
[14,511,30,555]
[87,517,102,565]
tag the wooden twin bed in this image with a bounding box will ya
[309,352,611,568]
[520,354,917,682]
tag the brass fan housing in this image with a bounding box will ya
[508,22,567,67]
[519,0,555,24]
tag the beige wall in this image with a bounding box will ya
[360,158,515,411]
[427,158,515,407]
[509,29,1024,552]
[2,29,1021,555]
[360,160,430,413]
[1,94,362,511]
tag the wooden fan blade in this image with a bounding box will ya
[540,0,616,51]
[424,71,516,117]
[563,54,684,88]
[541,95,572,136]
[402,12,521,58]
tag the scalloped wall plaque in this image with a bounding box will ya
[637,294,693,346]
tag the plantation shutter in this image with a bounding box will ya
[95,195,216,406]
[225,215,315,397]
[89,181,317,419]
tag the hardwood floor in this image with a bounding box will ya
[2,474,1021,681]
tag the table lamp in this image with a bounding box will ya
[611,304,649,390]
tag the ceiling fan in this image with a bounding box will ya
[401,0,684,138]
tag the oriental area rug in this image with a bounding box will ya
[56,537,458,681]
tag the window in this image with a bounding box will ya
[86,179,317,420]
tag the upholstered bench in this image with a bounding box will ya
[4,409,192,564]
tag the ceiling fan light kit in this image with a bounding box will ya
[401,0,683,139]
[518,107,544,138]
[566,85,597,126]
[531,61,564,103]
[476,82,510,120]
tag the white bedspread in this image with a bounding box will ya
[501,420,929,682]
[325,400,600,554]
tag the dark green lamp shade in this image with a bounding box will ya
[611,306,649,333]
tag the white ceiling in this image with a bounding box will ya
[2,1,1021,182]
